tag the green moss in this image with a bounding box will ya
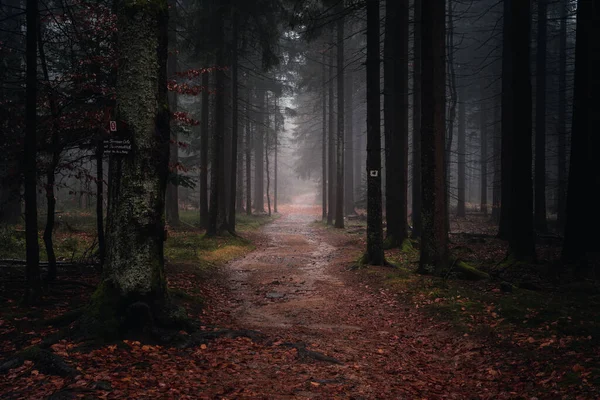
[453,261,490,281]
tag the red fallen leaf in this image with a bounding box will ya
[310,381,320,387]
[572,364,585,373]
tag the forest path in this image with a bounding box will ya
[213,196,508,399]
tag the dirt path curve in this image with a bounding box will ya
[210,198,514,399]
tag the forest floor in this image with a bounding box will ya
[1,198,599,399]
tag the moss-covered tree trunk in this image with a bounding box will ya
[86,0,178,338]
[165,2,180,227]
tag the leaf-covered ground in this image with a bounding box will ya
[1,203,599,399]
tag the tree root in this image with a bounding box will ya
[0,346,76,377]
[280,342,343,365]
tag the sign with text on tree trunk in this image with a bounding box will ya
[104,120,132,155]
[104,138,132,155]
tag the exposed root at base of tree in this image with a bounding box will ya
[279,342,343,365]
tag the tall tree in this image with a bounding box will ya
[245,88,252,215]
[562,0,599,272]
[254,88,265,213]
[534,0,548,232]
[334,2,345,229]
[418,0,448,274]
[23,0,41,303]
[344,56,354,216]
[85,0,180,337]
[321,51,327,221]
[363,0,384,265]
[480,85,488,216]
[502,0,535,261]
[556,0,568,232]
[412,0,422,238]
[384,0,409,246]
[208,0,226,235]
[199,65,210,228]
[166,2,180,227]
[228,7,240,232]
[456,90,466,218]
[327,28,335,225]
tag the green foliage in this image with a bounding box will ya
[0,226,25,258]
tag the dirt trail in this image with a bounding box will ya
[217,199,512,399]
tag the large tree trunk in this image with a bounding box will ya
[480,84,488,216]
[86,0,179,338]
[254,89,265,213]
[534,0,547,233]
[418,0,448,274]
[165,6,180,227]
[384,0,409,246]
[327,28,336,226]
[491,78,501,224]
[228,9,239,232]
[498,0,514,241]
[504,0,535,261]
[562,0,599,272]
[364,0,384,265]
[208,1,226,235]
[456,88,466,218]
[245,88,252,215]
[556,0,567,232]
[199,63,210,228]
[322,51,327,221]
[334,3,345,229]
[265,94,271,217]
[344,55,354,216]
[274,123,278,213]
[96,141,105,266]
[411,0,422,238]
[23,0,41,303]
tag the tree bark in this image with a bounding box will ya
[327,28,336,226]
[384,0,409,246]
[534,0,547,233]
[228,8,239,232]
[199,63,210,228]
[556,0,567,232]
[504,0,535,261]
[254,88,265,213]
[335,3,345,229]
[245,88,252,215]
[86,0,178,338]
[165,5,180,227]
[266,93,271,217]
[364,0,384,265]
[418,0,448,274]
[23,0,41,303]
[412,0,422,238]
[456,89,466,218]
[562,0,599,272]
[322,51,327,221]
[480,84,488,216]
[344,54,354,216]
[208,1,226,235]
[491,78,501,224]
